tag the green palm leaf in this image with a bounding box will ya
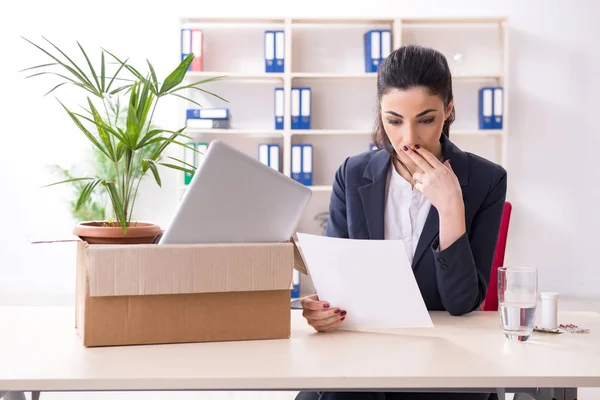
[76,178,103,211]
[104,181,127,232]
[157,162,195,175]
[40,36,99,96]
[142,159,161,187]
[42,177,94,188]
[158,53,194,95]
[76,41,101,94]
[58,100,110,159]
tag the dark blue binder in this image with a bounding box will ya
[301,144,313,186]
[274,88,284,130]
[264,31,275,73]
[478,87,494,129]
[299,87,311,129]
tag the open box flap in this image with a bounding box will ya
[28,232,82,244]
[292,234,308,275]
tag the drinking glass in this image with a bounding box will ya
[498,267,538,341]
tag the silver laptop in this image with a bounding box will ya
[158,139,313,244]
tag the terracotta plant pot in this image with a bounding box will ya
[73,221,162,245]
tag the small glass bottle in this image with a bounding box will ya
[541,292,559,330]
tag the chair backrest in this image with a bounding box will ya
[481,201,512,311]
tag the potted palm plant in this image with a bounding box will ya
[22,37,226,244]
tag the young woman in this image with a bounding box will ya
[299,44,507,400]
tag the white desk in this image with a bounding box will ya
[1,306,599,399]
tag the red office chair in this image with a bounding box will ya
[480,201,512,312]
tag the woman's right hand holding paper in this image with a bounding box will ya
[300,294,346,332]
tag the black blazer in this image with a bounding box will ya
[325,135,507,316]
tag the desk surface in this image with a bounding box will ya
[1,306,599,392]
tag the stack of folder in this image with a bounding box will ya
[274,87,312,130]
[478,87,503,129]
[291,144,313,186]
[265,30,285,73]
[186,108,230,129]
[181,28,204,72]
[364,29,392,73]
[258,143,281,172]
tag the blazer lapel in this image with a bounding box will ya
[358,179,386,240]
[358,150,390,240]
[411,206,439,269]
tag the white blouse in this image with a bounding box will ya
[383,163,432,264]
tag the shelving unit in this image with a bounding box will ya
[178,16,509,237]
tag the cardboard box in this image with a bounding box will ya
[30,234,308,347]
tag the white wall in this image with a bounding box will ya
[1,0,599,305]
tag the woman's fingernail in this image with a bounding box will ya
[334,309,341,314]
[340,310,347,316]
[341,317,346,321]
[402,146,408,151]
[323,303,330,309]
[415,144,420,149]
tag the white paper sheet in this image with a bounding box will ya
[296,233,433,330]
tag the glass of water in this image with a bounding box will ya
[498,267,538,341]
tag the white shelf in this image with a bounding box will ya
[290,17,395,25]
[186,128,283,137]
[453,74,504,81]
[310,185,333,192]
[185,71,284,82]
[291,129,371,136]
[291,72,377,80]
[453,129,504,136]
[401,17,506,25]
[289,72,502,81]
[178,16,509,235]
[289,129,503,137]
[179,184,331,194]
[180,17,286,25]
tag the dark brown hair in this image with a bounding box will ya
[371,44,455,151]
